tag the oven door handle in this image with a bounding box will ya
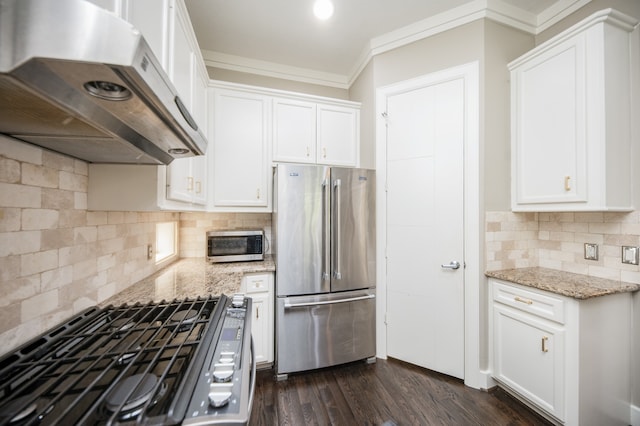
[247,337,257,420]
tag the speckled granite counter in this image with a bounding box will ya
[486,267,640,299]
[100,256,275,307]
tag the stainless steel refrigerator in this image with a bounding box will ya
[273,164,376,379]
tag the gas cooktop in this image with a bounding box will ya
[0,295,254,425]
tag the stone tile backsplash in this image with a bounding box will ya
[0,136,178,355]
[0,136,274,357]
[486,211,640,284]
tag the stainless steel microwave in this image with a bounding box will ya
[207,229,264,263]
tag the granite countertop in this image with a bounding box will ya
[100,256,275,307]
[486,267,640,300]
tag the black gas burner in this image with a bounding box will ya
[104,373,167,420]
[2,396,39,424]
[0,296,227,426]
[169,309,198,332]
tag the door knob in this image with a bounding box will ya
[441,260,461,270]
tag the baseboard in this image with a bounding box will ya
[631,403,640,426]
[469,369,496,391]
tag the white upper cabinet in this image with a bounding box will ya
[316,104,359,166]
[208,81,361,211]
[273,98,317,164]
[209,88,271,211]
[122,0,170,69]
[166,9,210,206]
[273,97,360,167]
[509,9,638,212]
[87,0,209,210]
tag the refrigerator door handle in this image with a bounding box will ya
[333,178,342,280]
[322,177,331,281]
[284,294,375,309]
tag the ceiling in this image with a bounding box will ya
[184,0,588,87]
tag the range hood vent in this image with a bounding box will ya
[0,0,207,165]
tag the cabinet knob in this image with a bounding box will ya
[564,176,571,191]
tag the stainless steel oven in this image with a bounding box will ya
[207,230,264,263]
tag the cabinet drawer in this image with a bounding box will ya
[244,274,271,294]
[492,280,565,324]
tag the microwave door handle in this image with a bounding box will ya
[322,178,330,281]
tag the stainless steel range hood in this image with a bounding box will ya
[0,0,207,165]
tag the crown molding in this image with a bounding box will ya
[536,0,592,32]
[202,50,350,89]
[202,0,591,89]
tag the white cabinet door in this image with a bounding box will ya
[122,0,169,69]
[211,89,270,208]
[509,11,635,212]
[272,98,316,164]
[248,291,271,365]
[493,304,565,420]
[85,0,121,14]
[513,35,587,206]
[167,158,193,203]
[242,273,274,366]
[317,104,359,167]
[168,5,193,107]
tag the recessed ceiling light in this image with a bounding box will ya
[313,0,334,20]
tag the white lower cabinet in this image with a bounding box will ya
[489,278,633,425]
[241,273,274,367]
[493,303,565,419]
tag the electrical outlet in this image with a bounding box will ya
[622,246,639,265]
[147,244,154,260]
[584,243,598,261]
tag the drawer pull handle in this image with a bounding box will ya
[541,336,549,353]
[514,296,533,305]
[256,307,259,320]
[564,176,571,191]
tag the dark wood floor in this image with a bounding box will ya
[250,358,552,425]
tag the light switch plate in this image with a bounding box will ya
[584,243,598,260]
[622,246,639,265]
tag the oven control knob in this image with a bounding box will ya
[212,364,234,382]
[231,294,245,308]
[209,390,233,408]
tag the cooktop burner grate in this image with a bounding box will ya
[0,296,226,426]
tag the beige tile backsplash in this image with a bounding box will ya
[0,137,176,355]
[0,136,273,357]
[486,211,640,284]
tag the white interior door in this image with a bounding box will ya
[385,76,465,379]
